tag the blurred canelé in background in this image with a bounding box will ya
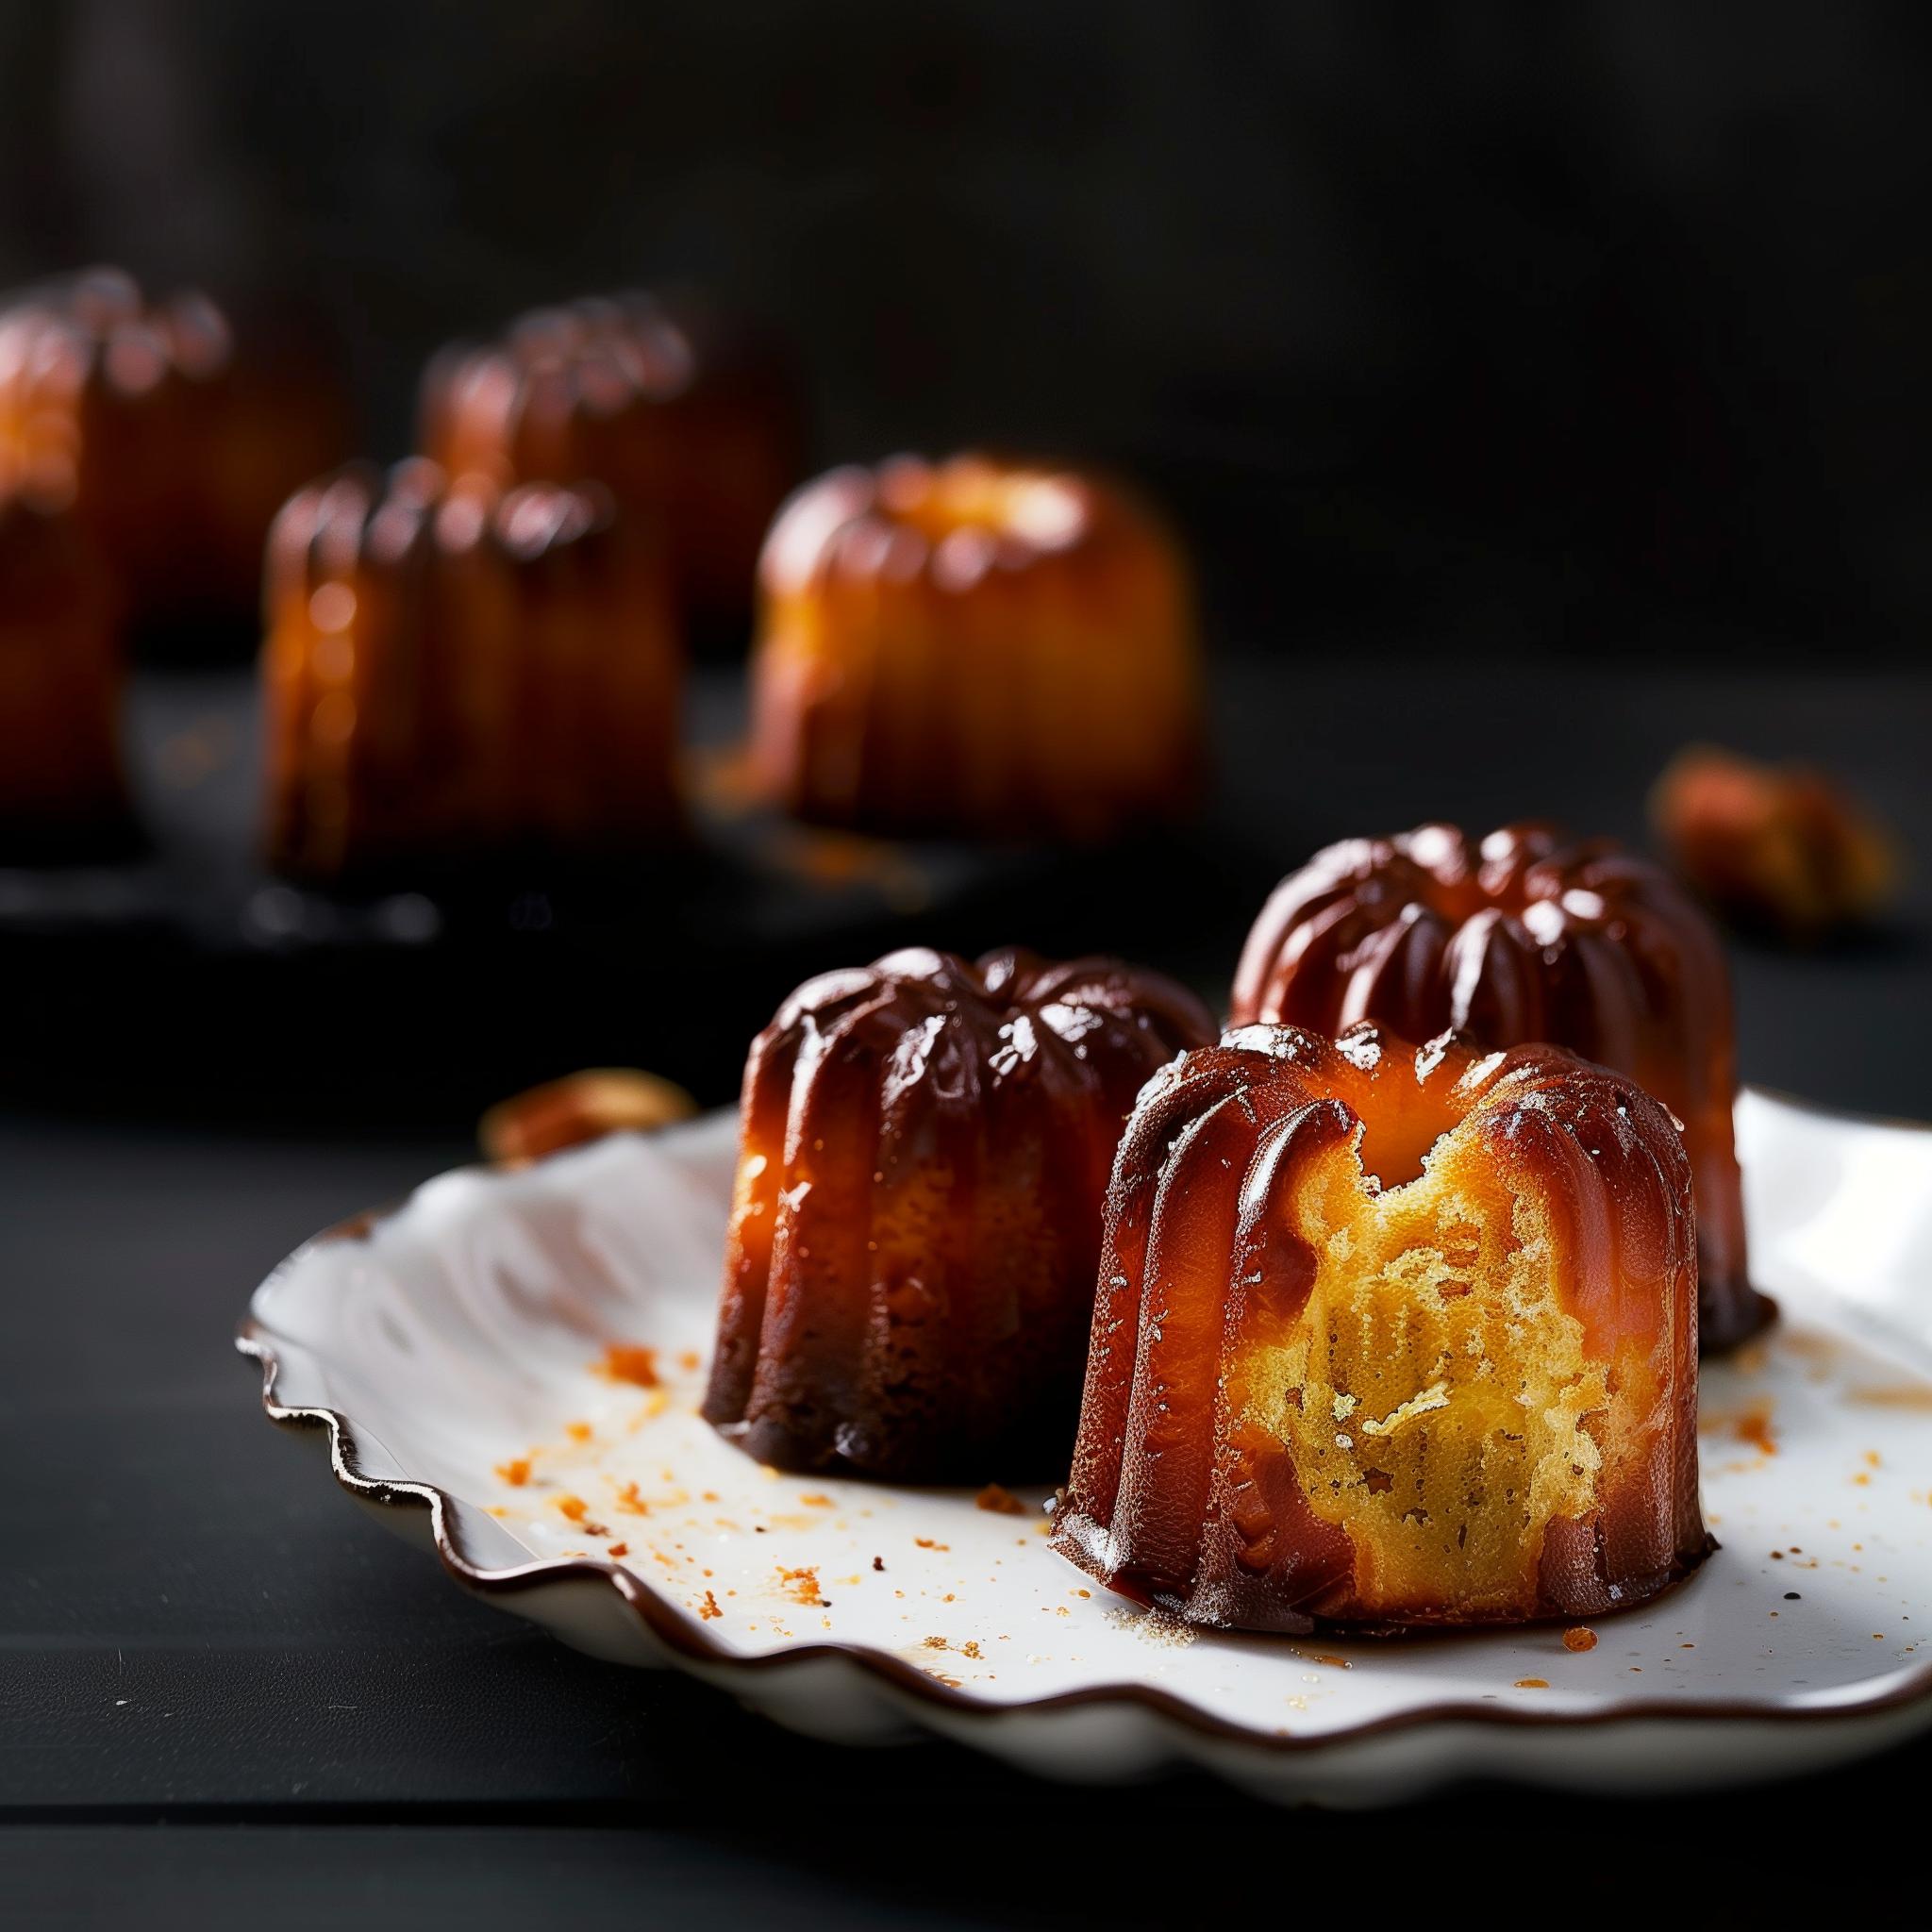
[748,452,1202,842]
[419,291,806,643]
[263,459,682,882]
[0,267,350,645]
[0,451,126,852]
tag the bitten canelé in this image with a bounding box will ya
[1054,1023,1711,1631]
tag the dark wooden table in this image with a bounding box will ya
[5,654,1929,1923]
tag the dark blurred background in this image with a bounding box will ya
[5,10,1932,1905]
[0,0,1926,1128]
[8,0,1932,646]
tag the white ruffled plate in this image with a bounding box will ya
[238,1091,1932,1806]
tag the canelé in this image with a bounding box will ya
[703,946,1215,1479]
[1055,1023,1710,1631]
[0,463,125,844]
[747,454,1203,841]
[1231,823,1771,1351]
[420,291,802,630]
[0,267,345,625]
[263,460,681,879]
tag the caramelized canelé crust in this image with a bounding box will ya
[748,454,1203,841]
[263,460,681,879]
[0,469,124,837]
[1055,1024,1710,1632]
[0,267,343,621]
[1231,823,1771,1352]
[421,291,802,627]
[703,947,1215,1479]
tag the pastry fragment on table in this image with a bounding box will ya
[1651,742,1900,941]
[480,1068,698,1166]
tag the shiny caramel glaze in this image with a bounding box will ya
[1055,1023,1709,1631]
[1231,823,1772,1352]
[0,462,124,834]
[747,453,1204,841]
[0,268,345,623]
[703,946,1215,1479]
[420,291,803,629]
[263,459,681,880]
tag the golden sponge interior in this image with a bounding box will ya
[1254,1116,1607,1619]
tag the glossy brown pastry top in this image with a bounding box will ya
[747,453,1203,842]
[263,459,681,878]
[421,291,803,625]
[1231,821,1771,1351]
[0,267,345,621]
[1055,1022,1709,1632]
[703,946,1215,1480]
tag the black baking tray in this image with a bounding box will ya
[2,668,1270,1128]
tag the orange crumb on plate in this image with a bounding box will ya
[974,1483,1026,1515]
[595,1344,660,1388]
[777,1565,827,1607]
[1563,1626,1599,1653]
[555,1494,609,1535]
[495,1457,533,1487]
